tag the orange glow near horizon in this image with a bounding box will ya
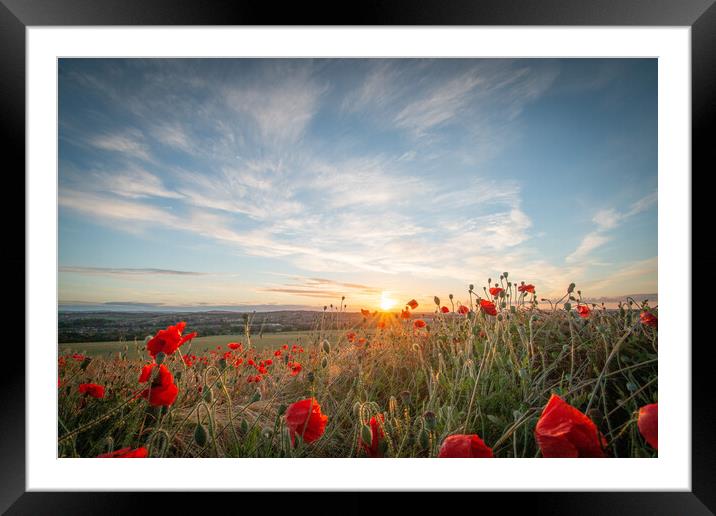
[379,291,397,311]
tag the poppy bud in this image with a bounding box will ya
[80,357,92,371]
[434,296,440,306]
[449,294,454,300]
[194,423,208,447]
[423,411,436,431]
[568,283,576,294]
[510,306,516,314]
[322,340,331,354]
[503,272,509,278]
[278,403,287,416]
[307,372,315,383]
[203,387,213,403]
[469,284,474,292]
[155,352,166,365]
[361,424,372,446]
[251,390,262,403]
[174,370,182,381]
[218,358,227,371]
[240,419,249,434]
[321,357,328,369]
[564,302,571,311]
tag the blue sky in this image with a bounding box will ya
[58,58,657,310]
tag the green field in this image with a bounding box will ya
[59,331,329,359]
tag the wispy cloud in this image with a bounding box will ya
[60,266,207,276]
[567,192,657,264]
[89,129,152,162]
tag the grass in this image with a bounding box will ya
[57,279,658,458]
[60,331,341,360]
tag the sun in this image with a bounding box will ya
[379,291,397,311]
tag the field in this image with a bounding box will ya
[58,281,658,459]
[60,331,341,360]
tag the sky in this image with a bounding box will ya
[58,58,657,311]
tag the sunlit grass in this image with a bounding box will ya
[57,277,658,458]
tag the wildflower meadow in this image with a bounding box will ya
[58,275,658,459]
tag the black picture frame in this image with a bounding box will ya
[3,0,712,513]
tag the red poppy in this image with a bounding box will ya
[274,350,282,357]
[438,434,493,458]
[138,364,179,407]
[247,359,255,366]
[400,309,411,320]
[489,287,503,296]
[146,321,197,358]
[413,319,427,329]
[228,342,241,350]
[72,353,85,361]
[290,362,302,376]
[346,332,356,343]
[283,345,289,350]
[78,383,105,399]
[182,354,194,367]
[406,299,418,310]
[440,306,450,313]
[360,309,371,317]
[518,284,535,293]
[640,311,658,328]
[377,321,386,329]
[576,305,591,318]
[637,403,658,449]
[265,359,273,366]
[97,447,148,458]
[458,305,470,315]
[535,394,606,457]
[479,299,497,316]
[361,414,385,458]
[285,398,328,445]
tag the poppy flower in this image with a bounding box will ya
[489,287,503,296]
[414,319,427,329]
[640,311,658,328]
[637,403,658,449]
[78,383,105,399]
[290,362,302,376]
[377,321,386,329]
[438,434,493,458]
[361,414,385,458]
[346,332,356,343]
[518,284,535,294]
[274,350,282,357]
[285,397,328,445]
[479,299,497,316]
[146,321,197,358]
[458,305,470,315]
[535,394,606,457]
[182,354,194,367]
[72,353,85,361]
[360,309,371,317]
[406,299,418,310]
[97,447,148,458]
[400,309,411,320]
[576,305,591,318]
[138,364,179,407]
[228,342,241,350]
[440,306,450,313]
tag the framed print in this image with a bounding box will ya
[4,0,714,513]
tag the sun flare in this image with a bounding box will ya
[379,291,397,311]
